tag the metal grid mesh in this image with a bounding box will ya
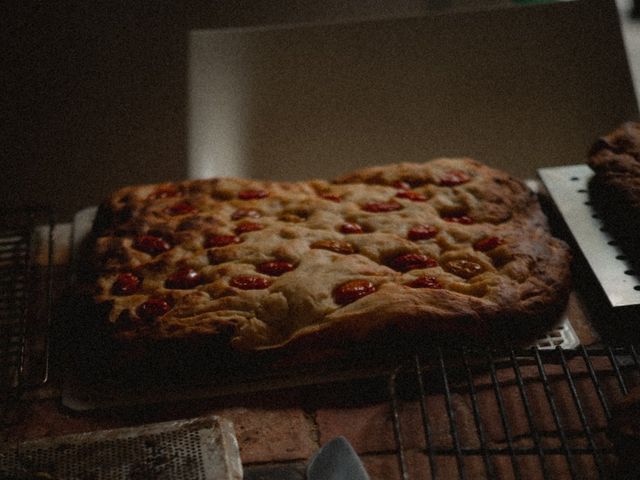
[12,196,631,477]
[4,428,207,479]
[0,207,53,394]
[386,345,639,479]
[0,417,241,480]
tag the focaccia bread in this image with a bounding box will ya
[86,158,571,354]
[588,121,640,243]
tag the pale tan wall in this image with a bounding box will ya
[189,0,638,182]
[3,1,431,220]
[3,0,636,220]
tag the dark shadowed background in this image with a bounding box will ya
[3,0,637,221]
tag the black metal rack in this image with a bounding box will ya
[0,207,54,399]
[3,205,638,478]
[383,346,639,480]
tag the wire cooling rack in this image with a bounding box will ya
[379,345,638,480]
[3,172,637,479]
[0,207,54,397]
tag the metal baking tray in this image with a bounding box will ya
[0,415,242,479]
[538,164,640,308]
[69,206,579,352]
[61,205,580,411]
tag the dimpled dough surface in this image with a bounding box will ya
[88,158,571,351]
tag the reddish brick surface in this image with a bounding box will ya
[315,402,395,453]
[489,453,614,480]
[361,451,489,480]
[1,351,626,478]
[360,452,612,480]
[315,392,482,454]
[4,399,318,466]
[362,452,427,480]
[471,364,614,447]
[217,406,317,464]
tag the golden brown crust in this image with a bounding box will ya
[589,121,640,176]
[588,121,640,238]
[86,158,571,352]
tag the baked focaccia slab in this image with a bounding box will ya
[87,158,571,354]
[588,121,640,245]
